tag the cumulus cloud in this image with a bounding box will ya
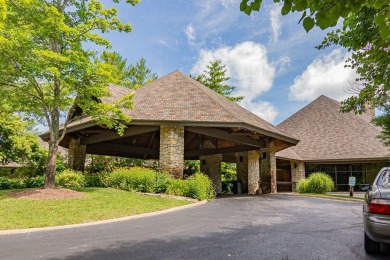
[191,41,279,123]
[289,49,359,102]
[269,4,282,43]
[185,24,196,46]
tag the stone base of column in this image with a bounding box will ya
[68,138,86,172]
[291,161,305,192]
[260,140,277,194]
[159,125,185,179]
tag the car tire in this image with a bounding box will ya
[365,233,380,254]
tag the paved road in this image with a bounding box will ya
[1,195,389,260]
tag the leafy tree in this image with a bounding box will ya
[0,108,38,165]
[101,52,158,89]
[240,1,390,144]
[195,60,244,103]
[240,0,388,37]
[129,57,158,88]
[0,0,139,188]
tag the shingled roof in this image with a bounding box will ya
[59,70,298,145]
[276,95,389,162]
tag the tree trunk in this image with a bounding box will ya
[44,141,58,189]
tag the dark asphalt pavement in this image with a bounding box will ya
[1,195,390,260]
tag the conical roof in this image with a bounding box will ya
[125,70,297,144]
[276,95,389,162]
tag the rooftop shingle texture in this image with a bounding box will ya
[276,95,389,161]
[128,70,293,138]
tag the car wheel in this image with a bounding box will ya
[365,233,380,254]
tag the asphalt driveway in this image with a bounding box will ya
[1,195,389,260]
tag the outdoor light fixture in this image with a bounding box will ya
[202,160,206,165]
[240,156,243,162]
[262,153,267,159]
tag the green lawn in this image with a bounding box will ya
[0,188,190,230]
[302,193,364,201]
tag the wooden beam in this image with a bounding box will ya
[185,145,258,157]
[81,126,159,145]
[88,142,158,155]
[144,131,156,160]
[186,127,263,148]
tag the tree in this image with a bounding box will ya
[101,52,158,89]
[0,0,139,188]
[0,106,38,165]
[195,60,244,103]
[240,1,388,37]
[240,1,390,144]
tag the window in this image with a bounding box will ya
[377,170,390,187]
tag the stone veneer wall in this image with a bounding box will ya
[260,140,277,194]
[68,138,87,172]
[247,150,260,195]
[236,152,249,193]
[200,140,222,194]
[159,125,185,178]
[291,161,305,192]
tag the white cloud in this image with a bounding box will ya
[269,4,282,43]
[241,100,279,123]
[191,41,279,123]
[185,24,196,46]
[289,49,359,102]
[220,0,235,8]
[273,55,291,75]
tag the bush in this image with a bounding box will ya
[108,167,156,193]
[84,173,108,188]
[154,172,172,193]
[187,173,216,200]
[24,176,45,188]
[297,172,335,194]
[166,179,189,197]
[166,173,215,200]
[57,169,85,189]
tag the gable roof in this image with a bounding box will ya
[51,70,298,146]
[276,95,389,162]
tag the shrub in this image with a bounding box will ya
[154,172,172,193]
[84,173,108,188]
[187,173,216,200]
[297,172,335,194]
[166,174,215,200]
[0,176,11,189]
[108,167,156,193]
[166,179,189,197]
[57,169,85,189]
[24,176,45,188]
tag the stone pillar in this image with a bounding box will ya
[247,150,260,195]
[159,125,184,178]
[236,152,248,193]
[260,140,277,194]
[291,161,305,192]
[200,140,222,194]
[236,150,260,194]
[68,138,86,172]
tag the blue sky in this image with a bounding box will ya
[95,0,358,125]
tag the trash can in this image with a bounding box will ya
[233,181,242,194]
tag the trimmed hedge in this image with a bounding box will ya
[297,172,335,194]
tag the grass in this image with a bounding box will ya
[0,188,190,230]
[302,193,364,201]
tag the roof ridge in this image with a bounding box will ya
[178,71,243,123]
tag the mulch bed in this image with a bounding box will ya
[7,188,87,200]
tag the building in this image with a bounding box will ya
[276,95,389,191]
[40,70,299,194]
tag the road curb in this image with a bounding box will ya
[271,193,364,203]
[0,199,208,235]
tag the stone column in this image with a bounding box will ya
[291,161,305,192]
[247,150,260,195]
[236,152,248,193]
[260,140,277,194]
[236,150,260,194]
[159,125,184,178]
[200,140,222,194]
[68,138,86,172]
